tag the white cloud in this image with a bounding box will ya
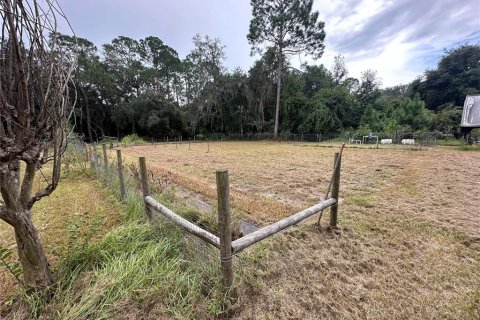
[60,0,480,87]
[305,0,480,87]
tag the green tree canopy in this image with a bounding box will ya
[411,44,480,110]
[247,0,326,137]
[396,93,431,131]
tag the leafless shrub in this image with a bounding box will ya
[0,0,76,289]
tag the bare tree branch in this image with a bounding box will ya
[1,0,76,210]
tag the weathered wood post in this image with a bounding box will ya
[216,170,233,291]
[116,150,126,201]
[102,144,108,183]
[329,152,342,229]
[89,145,95,169]
[138,157,151,219]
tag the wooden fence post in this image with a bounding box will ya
[138,157,151,219]
[116,150,126,200]
[216,170,233,292]
[88,145,94,169]
[90,145,97,169]
[102,144,108,183]
[329,152,341,229]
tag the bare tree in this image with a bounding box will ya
[0,0,75,289]
[331,55,348,86]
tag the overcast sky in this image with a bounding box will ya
[60,0,480,88]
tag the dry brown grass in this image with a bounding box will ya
[0,176,123,308]
[119,141,480,319]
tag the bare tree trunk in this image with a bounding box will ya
[85,102,93,143]
[274,50,282,139]
[259,98,265,132]
[0,162,53,289]
[81,86,93,143]
[14,211,53,289]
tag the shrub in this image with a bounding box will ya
[121,134,146,145]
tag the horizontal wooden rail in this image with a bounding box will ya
[145,196,221,248]
[231,198,337,254]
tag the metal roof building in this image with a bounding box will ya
[461,95,480,128]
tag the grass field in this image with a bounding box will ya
[0,169,223,319]
[1,141,479,319]
[118,141,480,319]
[0,176,124,310]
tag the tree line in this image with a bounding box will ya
[57,2,479,142]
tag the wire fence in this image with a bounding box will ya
[70,140,220,268]
[93,136,437,157]
[94,130,454,152]
[69,139,341,299]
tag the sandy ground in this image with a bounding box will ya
[119,141,480,319]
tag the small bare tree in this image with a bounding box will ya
[0,0,75,289]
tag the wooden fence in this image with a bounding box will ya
[92,144,342,295]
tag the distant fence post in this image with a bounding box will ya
[216,170,233,292]
[102,144,108,183]
[90,145,97,169]
[139,157,151,219]
[116,150,126,201]
[329,152,341,229]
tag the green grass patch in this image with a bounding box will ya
[121,134,146,145]
[344,194,379,208]
[458,144,480,152]
[435,138,462,146]
[12,147,225,319]
[47,222,217,320]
